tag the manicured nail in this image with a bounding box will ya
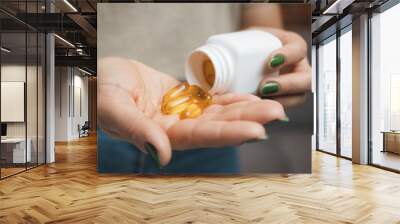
[245,138,267,144]
[261,82,279,96]
[280,115,290,122]
[270,54,285,68]
[244,139,261,144]
[145,142,161,168]
[244,134,269,144]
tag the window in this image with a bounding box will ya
[317,36,337,154]
[0,1,46,179]
[370,3,400,171]
[339,28,352,158]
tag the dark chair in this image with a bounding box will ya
[79,121,90,138]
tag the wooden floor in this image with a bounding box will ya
[1,163,45,178]
[1,135,400,223]
[1,167,26,178]
[372,150,400,171]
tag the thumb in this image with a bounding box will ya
[99,97,172,166]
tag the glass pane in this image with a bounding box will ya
[312,45,317,150]
[371,4,400,171]
[1,31,27,177]
[340,29,352,158]
[27,31,38,169]
[318,37,337,154]
[38,33,45,165]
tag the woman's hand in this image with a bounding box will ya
[258,28,311,108]
[98,57,287,166]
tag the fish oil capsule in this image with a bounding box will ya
[180,103,202,119]
[185,85,212,113]
[162,82,189,103]
[161,82,190,114]
[203,60,215,87]
[161,83,212,119]
[162,95,192,115]
[187,85,212,105]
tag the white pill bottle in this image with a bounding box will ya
[185,30,282,94]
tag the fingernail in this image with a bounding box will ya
[261,82,279,96]
[245,138,267,144]
[145,142,162,168]
[244,134,269,144]
[244,139,262,144]
[280,115,290,122]
[270,54,285,68]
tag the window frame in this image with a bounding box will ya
[314,22,353,160]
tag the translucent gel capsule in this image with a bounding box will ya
[161,83,213,119]
[180,103,202,119]
[203,60,215,87]
[162,82,189,103]
[162,95,192,115]
[188,85,211,102]
[161,82,190,114]
[185,85,212,112]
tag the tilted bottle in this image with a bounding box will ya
[185,30,282,94]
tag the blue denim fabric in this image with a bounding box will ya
[97,129,240,174]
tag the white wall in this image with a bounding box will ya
[1,65,26,137]
[55,67,70,141]
[54,67,89,141]
[71,73,89,138]
[1,65,40,138]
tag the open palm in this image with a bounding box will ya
[98,57,286,166]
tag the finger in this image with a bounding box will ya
[293,57,312,73]
[203,93,261,114]
[212,93,260,105]
[259,71,311,97]
[213,100,286,124]
[98,95,172,166]
[269,94,307,108]
[266,31,307,71]
[167,120,267,150]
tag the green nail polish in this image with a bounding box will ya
[280,115,290,122]
[245,139,263,144]
[270,54,285,68]
[145,143,161,168]
[244,135,268,144]
[261,82,279,96]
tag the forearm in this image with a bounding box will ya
[240,5,284,29]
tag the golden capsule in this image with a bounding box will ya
[180,103,203,119]
[203,60,215,87]
[162,82,189,103]
[161,95,191,115]
[187,85,212,103]
[161,82,213,119]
